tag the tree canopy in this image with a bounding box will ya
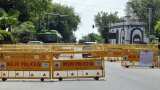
[0,30,14,44]
[12,21,36,43]
[154,20,160,41]
[79,33,104,43]
[94,12,120,43]
[126,0,160,33]
[0,0,80,43]
[47,4,80,42]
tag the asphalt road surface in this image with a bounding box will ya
[0,62,160,90]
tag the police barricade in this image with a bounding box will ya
[104,49,124,62]
[52,44,105,58]
[103,44,158,50]
[51,44,105,81]
[121,49,139,68]
[103,44,134,62]
[0,47,53,82]
[157,56,160,67]
[121,49,158,68]
[52,45,75,52]
[152,50,160,68]
[0,44,53,53]
[103,44,158,63]
[52,45,75,59]
[52,58,105,81]
[0,44,106,81]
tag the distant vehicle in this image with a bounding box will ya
[83,42,97,45]
[27,41,43,44]
[37,30,62,43]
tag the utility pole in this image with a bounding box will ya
[148,7,155,43]
[148,8,152,35]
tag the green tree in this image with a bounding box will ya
[0,0,80,43]
[47,4,80,42]
[0,8,18,30]
[0,30,14,44]
[26,0,53,27]
[12,21,36,43]
[0,0,52,22]
[0,8,7,17]
[0,33,4,41]
[154,20,160,41]
[0,0,29,22]
[94,11,120,43]
[126,0,160,34]
[79,33,104,43]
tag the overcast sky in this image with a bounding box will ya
[53,0,128,40]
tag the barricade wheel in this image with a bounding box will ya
[2,78,7,82]
[40,78,44,82]
[150,66,154,68]
[158,44,160,50]
[94,77,99,80]
[58,77,63,81]
[125,65,129,68]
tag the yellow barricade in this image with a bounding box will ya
[121,48,158,68]
[0,43,159,81]
[52,58,105,80]
[0,44,106,81]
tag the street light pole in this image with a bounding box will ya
[148,7,155,43]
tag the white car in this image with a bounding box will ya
[27,41,44,44]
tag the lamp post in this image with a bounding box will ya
[148,7,156,43]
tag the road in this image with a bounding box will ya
[0,62,160,90]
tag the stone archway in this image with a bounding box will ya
[133,34,141,44]
[130,28,144,44]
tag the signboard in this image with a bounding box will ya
[53,60,102,70]
[5,60,50,70]
[139,50,153,67]
[128,54,139,61]
[1,53,51,70]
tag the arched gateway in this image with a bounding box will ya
[109,17,148,44]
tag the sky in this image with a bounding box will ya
[53,0,129,40]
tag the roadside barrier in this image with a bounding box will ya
[53,58,104,81]
[0,44,105,81]
[0,44,159,81]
